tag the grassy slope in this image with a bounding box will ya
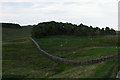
[3,39,72,78]
[2,27,32,41]
[3,34,118,78]
[50,59,118,78]
[2,27,119,78]
[35,36,118,61]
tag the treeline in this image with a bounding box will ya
[32,21,116,38]
[1,23,22,28]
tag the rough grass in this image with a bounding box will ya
[35,35,118,61]
[50,59,118,78]
[3,39,72,78]
[2,27,32,41]
[3,35,119,78]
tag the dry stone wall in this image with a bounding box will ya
[30,37,119,65]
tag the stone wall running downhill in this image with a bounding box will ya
[30,37,119,65]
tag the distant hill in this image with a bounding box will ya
[1,23,22,28]
[2,23,33,41]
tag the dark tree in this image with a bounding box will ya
[31,21,116,38]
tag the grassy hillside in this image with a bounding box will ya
[3,35,119,78]
[35,36,118,61]
[2,25,119,78]
[2,27,32,41]
[3,39,72,78]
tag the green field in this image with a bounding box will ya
[2,27,32,41]
[35,36,117,61]
[2,27,119,78]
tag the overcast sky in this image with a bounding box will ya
[0,0,119,30]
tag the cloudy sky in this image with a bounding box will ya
[0,0,119,30]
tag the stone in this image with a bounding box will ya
[116,71,120,78]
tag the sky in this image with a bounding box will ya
[0,0,119,30]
